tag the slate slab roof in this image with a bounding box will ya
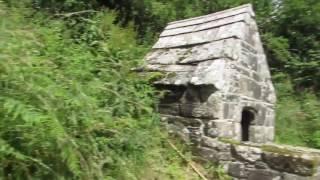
[144,4,259,67]
[142,3,273,100]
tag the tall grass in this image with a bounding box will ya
[0,3,203,179]
[274,74,320,148]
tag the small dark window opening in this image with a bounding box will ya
[155,84,186,104]
[185,84,217,103]
[241,108,255,141]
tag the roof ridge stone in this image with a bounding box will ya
[168,3,254,26]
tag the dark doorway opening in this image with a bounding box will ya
[241,108,255,141]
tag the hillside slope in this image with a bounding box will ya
[0,0,319,179]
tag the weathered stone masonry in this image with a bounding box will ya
[146,3,275,144]
[141,4,320,180]
[197,138,320,180]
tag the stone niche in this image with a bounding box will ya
[140,4,320,180]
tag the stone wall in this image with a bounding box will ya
[146,37,276,143]
[194,136,320,180]
[162,113,320,179]
[162,113,320,180]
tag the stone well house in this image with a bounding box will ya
[139,5,320,180]
[143,4,276,144]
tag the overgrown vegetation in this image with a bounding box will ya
[0,2,206,179]
[0,0,319,179]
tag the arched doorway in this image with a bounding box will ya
[241,108,255,141]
